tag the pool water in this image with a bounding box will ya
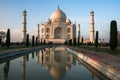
[0,46,110,80]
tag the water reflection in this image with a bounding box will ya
[36,51,39,65]
[2,61,10,80]
[39,47,75,80]
[76,57,109,80]
[32,52,34,59]
[26,54,29,61]
[0,47,110,80]
[19,47,109,80]
[21,56,26,80]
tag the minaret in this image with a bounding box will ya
[22,10,27,43]
[90,10,95,43]
[37,24,40,42]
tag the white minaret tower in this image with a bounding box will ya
[90,10,95,43]
[22,10,27,43]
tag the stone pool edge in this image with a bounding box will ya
[66,47,120,80]
[0,45,53,63]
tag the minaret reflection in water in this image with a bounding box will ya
[37,47,75,80]
[21,56,26,80]
[36,51,40,65]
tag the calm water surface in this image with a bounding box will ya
[0,46,109,80]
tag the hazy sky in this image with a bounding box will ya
[0,0,120,42]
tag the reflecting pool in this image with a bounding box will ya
[0,46,110,80]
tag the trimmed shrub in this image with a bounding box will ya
[68,39,72,46]
[95,31,99,47]
[81,36,83,44]
[73,38,76,46]
[6,29,10,48]
[26,34,29,47]
[0,38,1,45]
[36,37,38,46]
[78,37,80,46]
[110,20,118,50]
[32,35,35,47]
[44,39,46,45]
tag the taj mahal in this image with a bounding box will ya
[40,7,76,43]
[22,6,95,44]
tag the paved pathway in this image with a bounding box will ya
[67,46,120,71]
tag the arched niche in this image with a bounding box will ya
[54,27,62,39]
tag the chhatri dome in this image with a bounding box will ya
[51,6,66,22]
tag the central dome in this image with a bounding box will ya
[51,7,66,22]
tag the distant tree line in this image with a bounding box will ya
[25,34,49,47]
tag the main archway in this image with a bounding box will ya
[54,27,62,39]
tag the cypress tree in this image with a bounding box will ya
[81,36,83,44]
[78,36,80,46]
[32,35,35,47]
[26,34,29,47]
[6,29,10,48]
[69,39,72,46]
[44,39,46,45]
[95,31,99,48]
[73,38,76,46]
[0,38,1,45]
[110,20,118,50]
[36,37,38,46]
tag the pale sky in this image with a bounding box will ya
[0,0,120,42]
